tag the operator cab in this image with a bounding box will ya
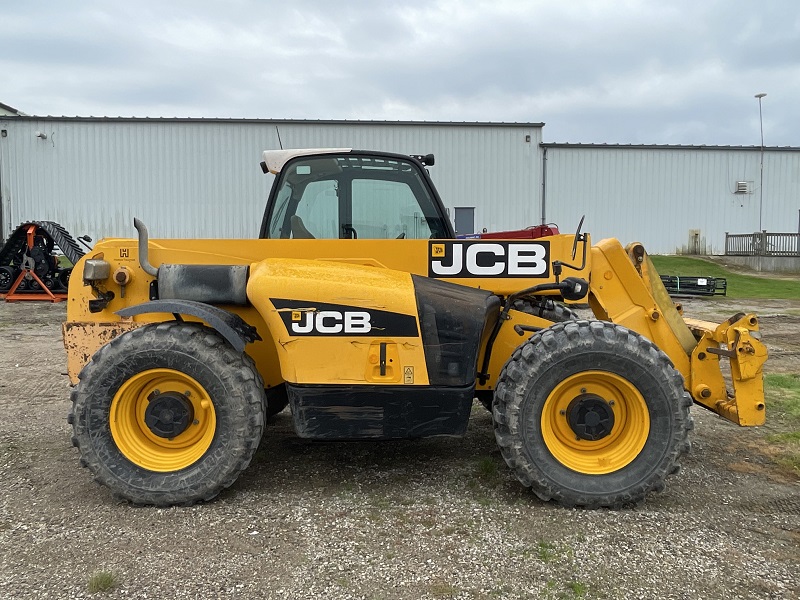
[259,149,453,240]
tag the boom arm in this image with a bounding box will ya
[587,239,766,426]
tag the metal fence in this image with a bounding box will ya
[725,232,800,256]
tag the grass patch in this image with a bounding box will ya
[489,585,514,597]
[768,431,800,443]
[773,455,800,476]
[564,581,588,598]
[475,456,500,480]
[511,539,561,562]
[764,373,800,476]
[537,540,557,562]
[428,582,458,598]
[87,571,116,593]
[765,373,800,423]
[466,456,504,500]
[540,578,590,599]
[650,255,800,299]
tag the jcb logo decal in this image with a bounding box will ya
[291,310,371,334]
[428,241,549,278]
[271,299,419,338]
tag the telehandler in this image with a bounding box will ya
[63,149,767,508]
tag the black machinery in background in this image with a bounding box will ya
[0,221,85,302]
[660,274,727,297]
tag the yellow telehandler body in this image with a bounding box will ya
[63,149,766,508]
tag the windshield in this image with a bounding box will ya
[264,155,449,240]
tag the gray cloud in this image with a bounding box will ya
[1,0,797,145]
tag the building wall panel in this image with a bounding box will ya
[544,145,800,254]
[0,119,542,243]
[2,118,797,257]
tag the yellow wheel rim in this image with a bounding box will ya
[541,371,650,475]
[110,369,216,472]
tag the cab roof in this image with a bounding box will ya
[261,148,353,174]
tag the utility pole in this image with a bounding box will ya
[755,93,767,232]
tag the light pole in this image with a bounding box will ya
[755,92,766,232]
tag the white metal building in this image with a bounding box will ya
[543,143,800,255]
[0,115,798,254]
[0,117,543,242]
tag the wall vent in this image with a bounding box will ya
[734,181,751,194]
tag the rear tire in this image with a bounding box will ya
[70,322,265,506]
[493,320,692,508]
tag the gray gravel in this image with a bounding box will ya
[1,300,798,599]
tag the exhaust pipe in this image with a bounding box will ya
[133,218,159,277]
[132,217,249,305]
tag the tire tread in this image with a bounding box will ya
[70,322,265,507]
[493,320,692,508]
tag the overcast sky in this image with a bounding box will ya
[2,1,797,146]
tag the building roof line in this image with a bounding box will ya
[5,116,545,128]
[0,101,24,115]
[541,142,800,151]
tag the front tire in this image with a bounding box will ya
[69,322,265,506]
[477,298,579,412]
[512,298,580,322]
[493,320,692,508]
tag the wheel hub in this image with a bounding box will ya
[566,394,615,441]
[144,392,194,439]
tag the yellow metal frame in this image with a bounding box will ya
[65,235,589,390]
[64,232,767,426]
[246,258,431,386]
[685,315,767,425]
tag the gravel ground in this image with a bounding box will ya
[0,299,798,600]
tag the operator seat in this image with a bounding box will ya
[290,216,315,239]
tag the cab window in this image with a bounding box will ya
[352,179,432,239]
[264,155,447,240]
